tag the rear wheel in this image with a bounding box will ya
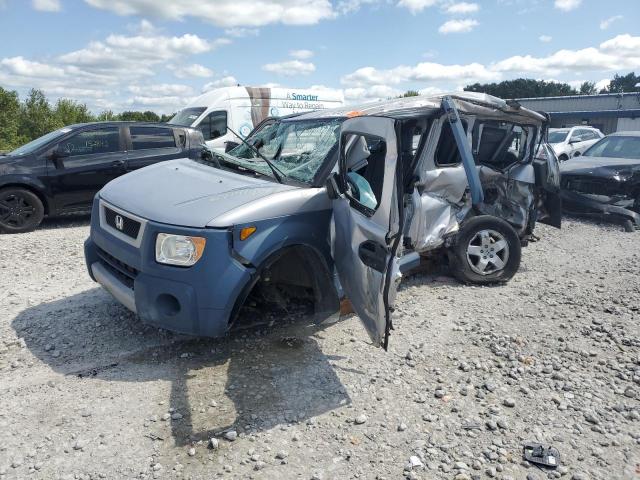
[558,154,568,161]
[0,187,45,233]
[448,216,521,285]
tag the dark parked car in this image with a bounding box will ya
[0,122,204,233]
[560,131,640,231]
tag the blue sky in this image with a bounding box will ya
[0,0,638,113]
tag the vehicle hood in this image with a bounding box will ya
[100,158,295,227]
[560,156,640,181]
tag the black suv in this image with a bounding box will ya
[0,122,204,233]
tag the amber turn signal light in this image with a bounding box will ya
[239,226,257,241]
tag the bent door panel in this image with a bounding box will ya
[332,116,402,348]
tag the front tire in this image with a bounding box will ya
[0,187,45,233]
[448,216,521,285]
[558,154,568,161]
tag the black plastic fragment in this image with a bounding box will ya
[523,442,560,468]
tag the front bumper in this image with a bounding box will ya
[560,189,640,228]
[84,201,254,337]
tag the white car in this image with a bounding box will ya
[548,126,604,161]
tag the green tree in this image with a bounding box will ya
[96,110,117,121]
[464,78,577,98]
[18,89,59,141]
[603,72,640,93]
[54,98,95,126]
[578,81,597,95]
[0,87,24,151]
[399,90,420,98]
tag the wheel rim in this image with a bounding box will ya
[0,193,37,228]
[466,229,509,275]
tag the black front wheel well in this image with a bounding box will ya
[0,183,50,215]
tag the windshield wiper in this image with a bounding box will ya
[227,126,286,183]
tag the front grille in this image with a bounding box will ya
[96,247,138,290]
[562,176,618,197]
[104,206,141,240]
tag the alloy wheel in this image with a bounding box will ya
[465,229,510,275]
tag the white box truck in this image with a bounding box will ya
[168,86,345,150]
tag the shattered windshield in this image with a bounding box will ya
[226,118,342,183]
[583,135,640,160]
[548,130,569,143]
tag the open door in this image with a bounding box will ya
[330,116,403,349]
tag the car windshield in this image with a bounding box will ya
[583,135,640,160]
[548,130,569,143]
[223,118,342,184]
[9,128,72,156]
[168,107,206,127]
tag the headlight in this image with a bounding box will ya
[155,234,206,266]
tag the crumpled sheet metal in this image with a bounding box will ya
[407,189,461,251]
[422,165,469,204]
[478,167,535,232]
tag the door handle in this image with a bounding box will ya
[358,240,388,272]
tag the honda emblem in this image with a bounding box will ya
[114,215,124,231]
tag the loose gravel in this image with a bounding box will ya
[0,215,639,480]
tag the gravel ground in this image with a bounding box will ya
[1,216,639,480]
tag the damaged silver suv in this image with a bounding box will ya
[84,93,561,348]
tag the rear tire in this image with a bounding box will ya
[558,154,568,161]
[0,187,45,234]
[448,216,521,285]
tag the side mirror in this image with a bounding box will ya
[49,147,69,167]
[325,172,340,200]
[569,138,580,144]
[224,141,239,153]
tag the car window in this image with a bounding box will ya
[570,129,584,141]
[435,121,467,167]
[198,111,228,141]
[472,121,525,170]
[548,130,568,143]
[168,107,206,127]
[343,133,386,214]
[583,136,640,160]
[60,128,120,156]
[130,126,176,150]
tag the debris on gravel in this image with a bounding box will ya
[1,216,640,479]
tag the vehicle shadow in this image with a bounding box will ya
[39,212,91,230]
[11,288,351,447]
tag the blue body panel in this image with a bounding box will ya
[85,197,334,337]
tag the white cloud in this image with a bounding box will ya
[170,63,214,78]
[438,18,478,34]
[224,27,260,38]
[83,0,335,28]
[32,0,61,11]
[344,85,402,103]
[595,78,611,92]
[600,15,623,30]
[202,76,239,92]
[128,84,194,96]
[342,62,498,88]
[339,34,640,99]
[445,2,479,14]
[0,57,65,78]
[397,0,439,14]
[554,0,581,11]
[539,35,552,43]
[493,35,640,75]
[262,60,316,76]
[290,49,314,60]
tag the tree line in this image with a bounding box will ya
[2,72,639,152]
[400,72,640,100]
[0,88,174,152]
